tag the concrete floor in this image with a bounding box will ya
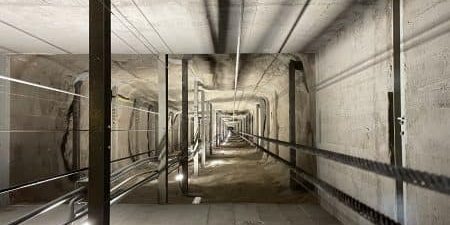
[0,203,341,225]
[0,136,341,225]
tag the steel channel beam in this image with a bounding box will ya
[209,103,213,154]
[88,0,111,223]
[201,90,206,167]
[193,81,199,176]
[289,60,304,190]
[392,0,404,223]
[180,59,189,193]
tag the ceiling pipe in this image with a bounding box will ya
[232,0,244,120]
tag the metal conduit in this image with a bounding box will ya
[239,134,400,225]
[7,187,86,225]
[240,132,450,195]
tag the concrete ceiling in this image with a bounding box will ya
[0,0,354,54]
[1,0,366,114]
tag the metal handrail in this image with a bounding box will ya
[7,187,86,225]
[65,160,181,225]
[241,132,450,195]
[110,150,156,163]
[110,156,158,182]
[239,134,400,225]
[0,168,88,196]
[0,150,159,196]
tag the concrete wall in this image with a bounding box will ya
[402,1,450,224]
[312,0,450,224]
[313,1,395,224]
[259,54,316,175]
[7,55,161,202]
[0,55,10,206]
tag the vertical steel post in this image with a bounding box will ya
[256,104,260,143]
[157,55,169,204]
[289,60,303,190]
[392,0,404,223]
[201,91,206,167]
[209,103,213,154]
[216,112,220,146]
[180,59,189,194]
[88,0,111,223]
[193,81,199,176]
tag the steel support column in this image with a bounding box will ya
[201,91,206,167]
[180,59,189,194]
[256,104,260,142]
[193,81,199,176]
[392,0,404,223]
[157,54,169,204]
[88,0,111,223]
[209,103,213,155]
[289,60,303,190]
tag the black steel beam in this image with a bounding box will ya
[88,0,111,224]
[158,54,169,203]
[392,0,404,224]
[180,59,189,194]
[289,60,304,190]
[209,103,213,154]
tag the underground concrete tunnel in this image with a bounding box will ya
[0,1,449,225]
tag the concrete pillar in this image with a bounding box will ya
[200,91,206,167]
[157,55,168,204]
[0,55,10,207]
[180,59,189,193]
[193,81,199,176]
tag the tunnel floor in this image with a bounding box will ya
[123,133,311,203]
[0,134,342,225]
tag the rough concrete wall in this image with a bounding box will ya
[0,55,10,206]
[7,55,157,202]
[9,55,83,202]
[314,1,395,224]
[295,54,315,174]
[402,1,450,224]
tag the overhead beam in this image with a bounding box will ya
[232,0,244,119]
[88,0,111,223]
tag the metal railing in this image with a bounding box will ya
[239,132,450,225]
[3,150,181,225]
[240,132,450,195]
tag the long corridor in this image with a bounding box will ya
[1,1,449,225]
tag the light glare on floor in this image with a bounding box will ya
[175,174,184,181]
